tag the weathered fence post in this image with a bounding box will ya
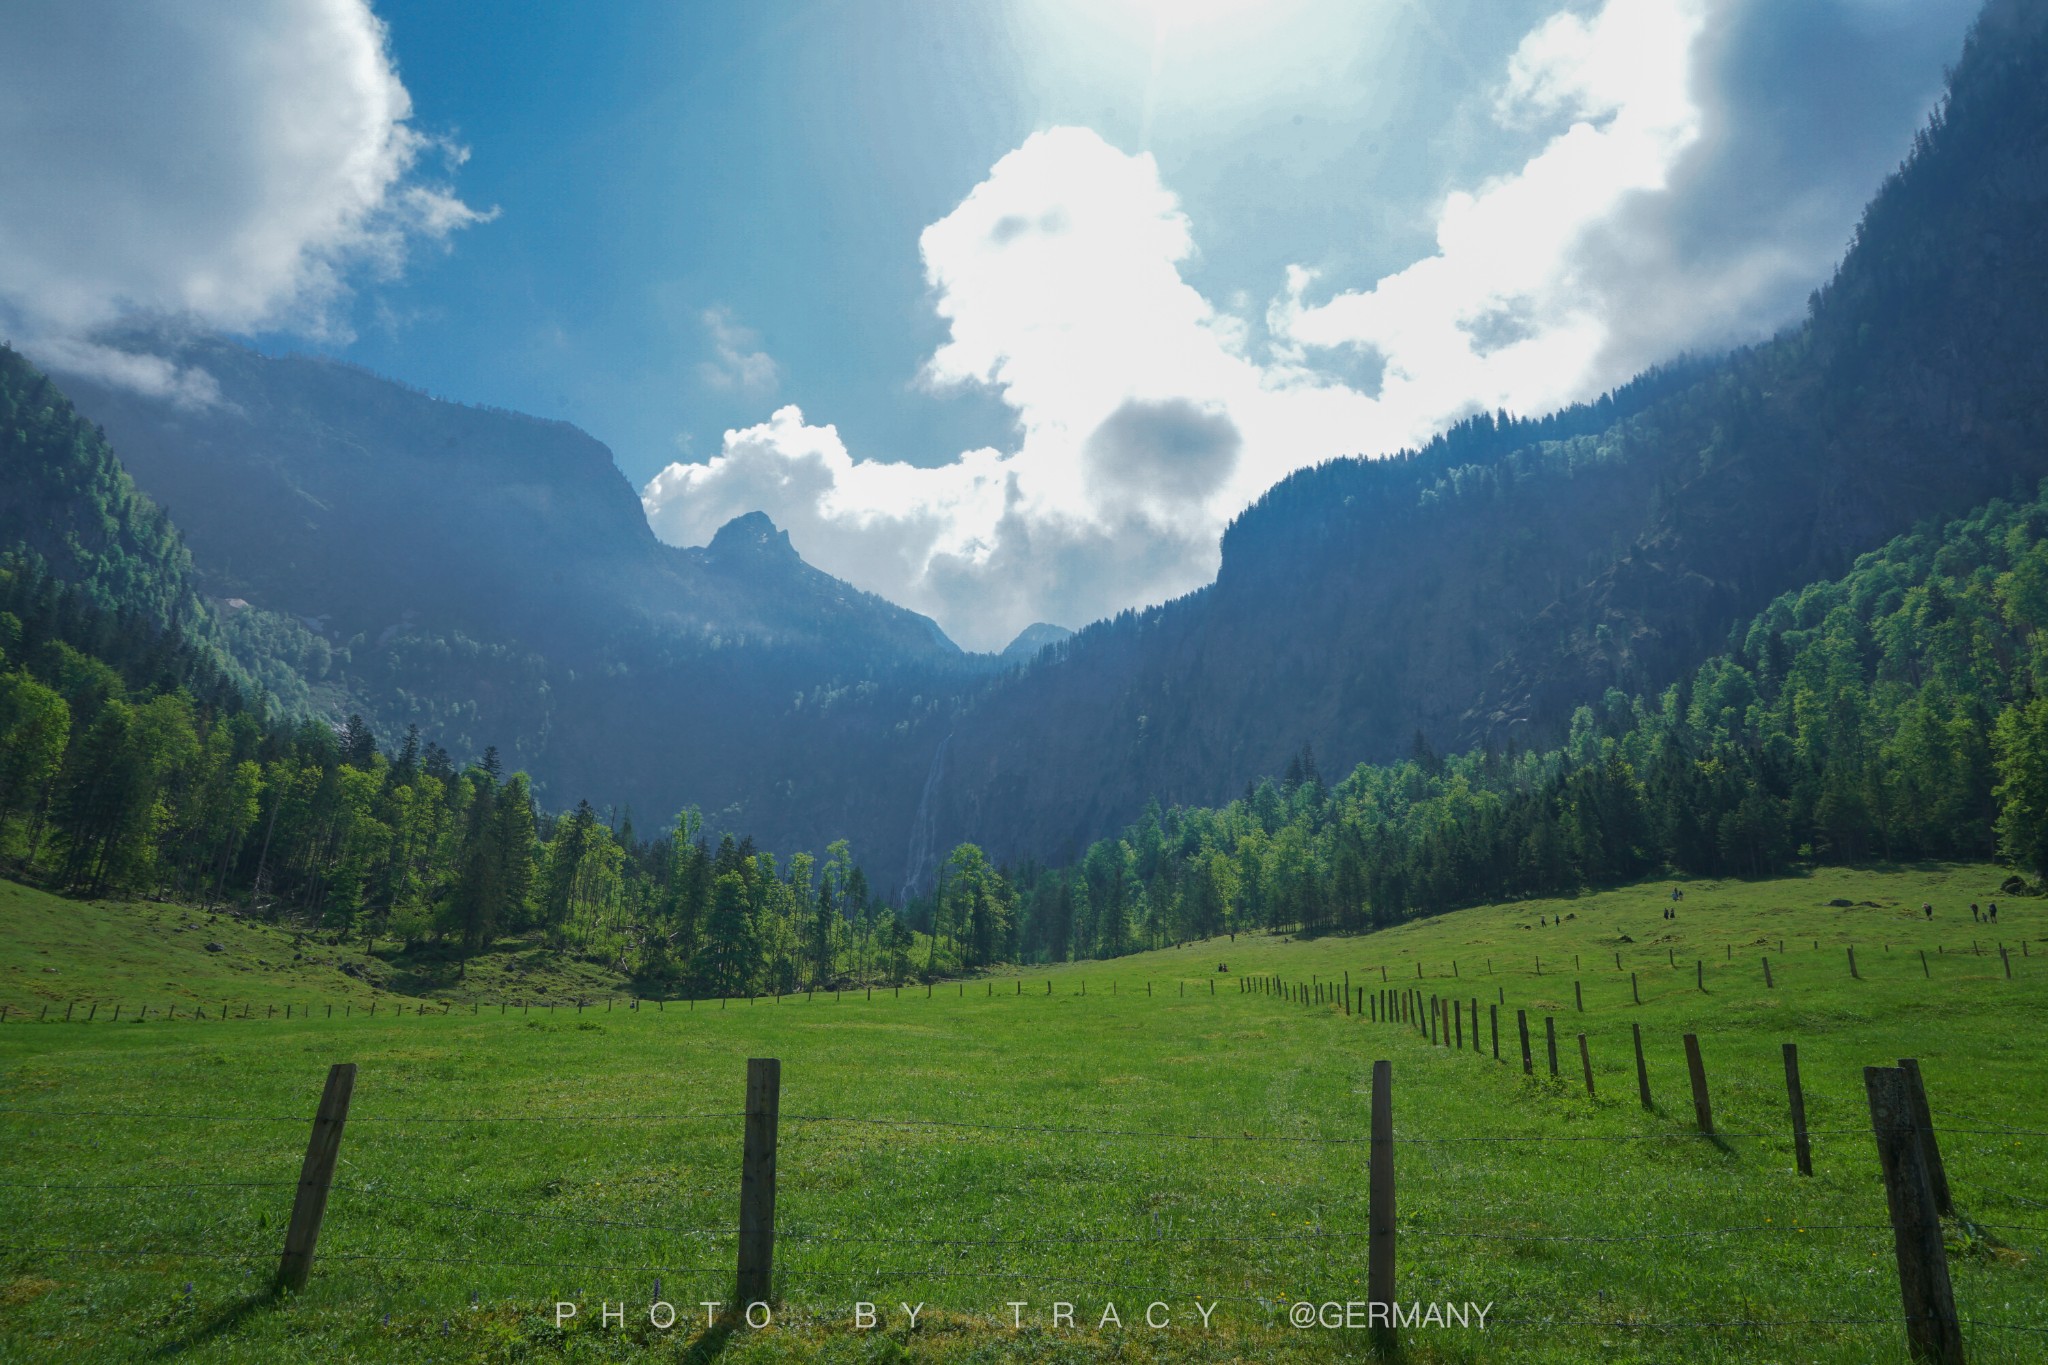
[1696,960,1704,992]
[1865,1065,1966,1364]
[1367,1059,1395,1357]
[1850,946,1860,980]
[737,1058,782,1310]
[276,1062,356,1293]
[1517,1010,1532,1075]
[1784,1043,1812,1176]
[1632,1022,1651,1109]
[1683,1033,1713,1135]
[1545,1015,1560,1077]
[1897,1059,1952,1216]
[1578,1033,1594,1096]
[1574,980,1583,1012]
[1632,972,1640,1005]
[1763,957,1773,989]
[1489,1004,1499,1061]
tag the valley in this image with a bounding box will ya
[3,863,2042,1361]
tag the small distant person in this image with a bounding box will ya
[1924,903,1933,920]
[1972,903,1981,922]
[1989,902,1999,923]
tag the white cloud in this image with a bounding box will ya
[24,337,225,411]
[0,0,491,396]
[648,128,1386,648]
[641,0,1945,651]
[697,306,781,396]
[1277,0,1710,422]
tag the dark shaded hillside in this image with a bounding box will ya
[48,336,983,823]
[907,0,2048,882]
[58,337,962,665]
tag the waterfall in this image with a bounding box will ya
[898,730,951,902]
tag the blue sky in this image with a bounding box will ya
[343,0,1570,478]
[0,0,1980,648]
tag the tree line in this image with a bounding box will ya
[9,482,2048,988]
[993,485,2048,961]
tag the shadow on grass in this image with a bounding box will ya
[149,1285,282,1359]
[679,1317,738,1363]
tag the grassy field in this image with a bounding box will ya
[1,863,2044,1362]
[0,879,638,1016]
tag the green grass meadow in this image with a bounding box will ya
[2,864,2045,1362]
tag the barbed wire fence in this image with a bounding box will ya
[0,912,2033,1025]
[3,1034,2043,1360]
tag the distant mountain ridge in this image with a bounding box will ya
[57,335,964,665]
[43,334,985,829]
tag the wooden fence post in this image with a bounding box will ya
[1683,1033,1713,1135]
[1897,1059,1953,1216]
[737,1058,782,1310]
[1574,980,1583,1012]
[1367,1059,1395,1357]
[1696,960,1704,992]
[1763,958,1773,989]
[1784,1043,1812,1176]
[1489,1004,1499,1061]
[1865,1066,1966,1364]
[276,1063,356,1293]
[1632,1023,1651,1109]
[1545,1015,1559,1077]
[1578,1033,1594,1096]
[1517,1010,1532,1075]
[1632,972,1640,1005]
[1850,946,1860,980]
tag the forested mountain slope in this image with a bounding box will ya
[58,335,963,664]
[47,336,988,824]
[909,0,2048,881]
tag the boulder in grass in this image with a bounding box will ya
[204,942,226,953]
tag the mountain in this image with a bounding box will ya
[0,345,196,633]
[43,335,989,830]
[999,622,1075,664]
[895,0,2048,880]
[56,337,962,664]
[18,0,2044,895]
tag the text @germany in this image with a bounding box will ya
[551,1299,1495,1331]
